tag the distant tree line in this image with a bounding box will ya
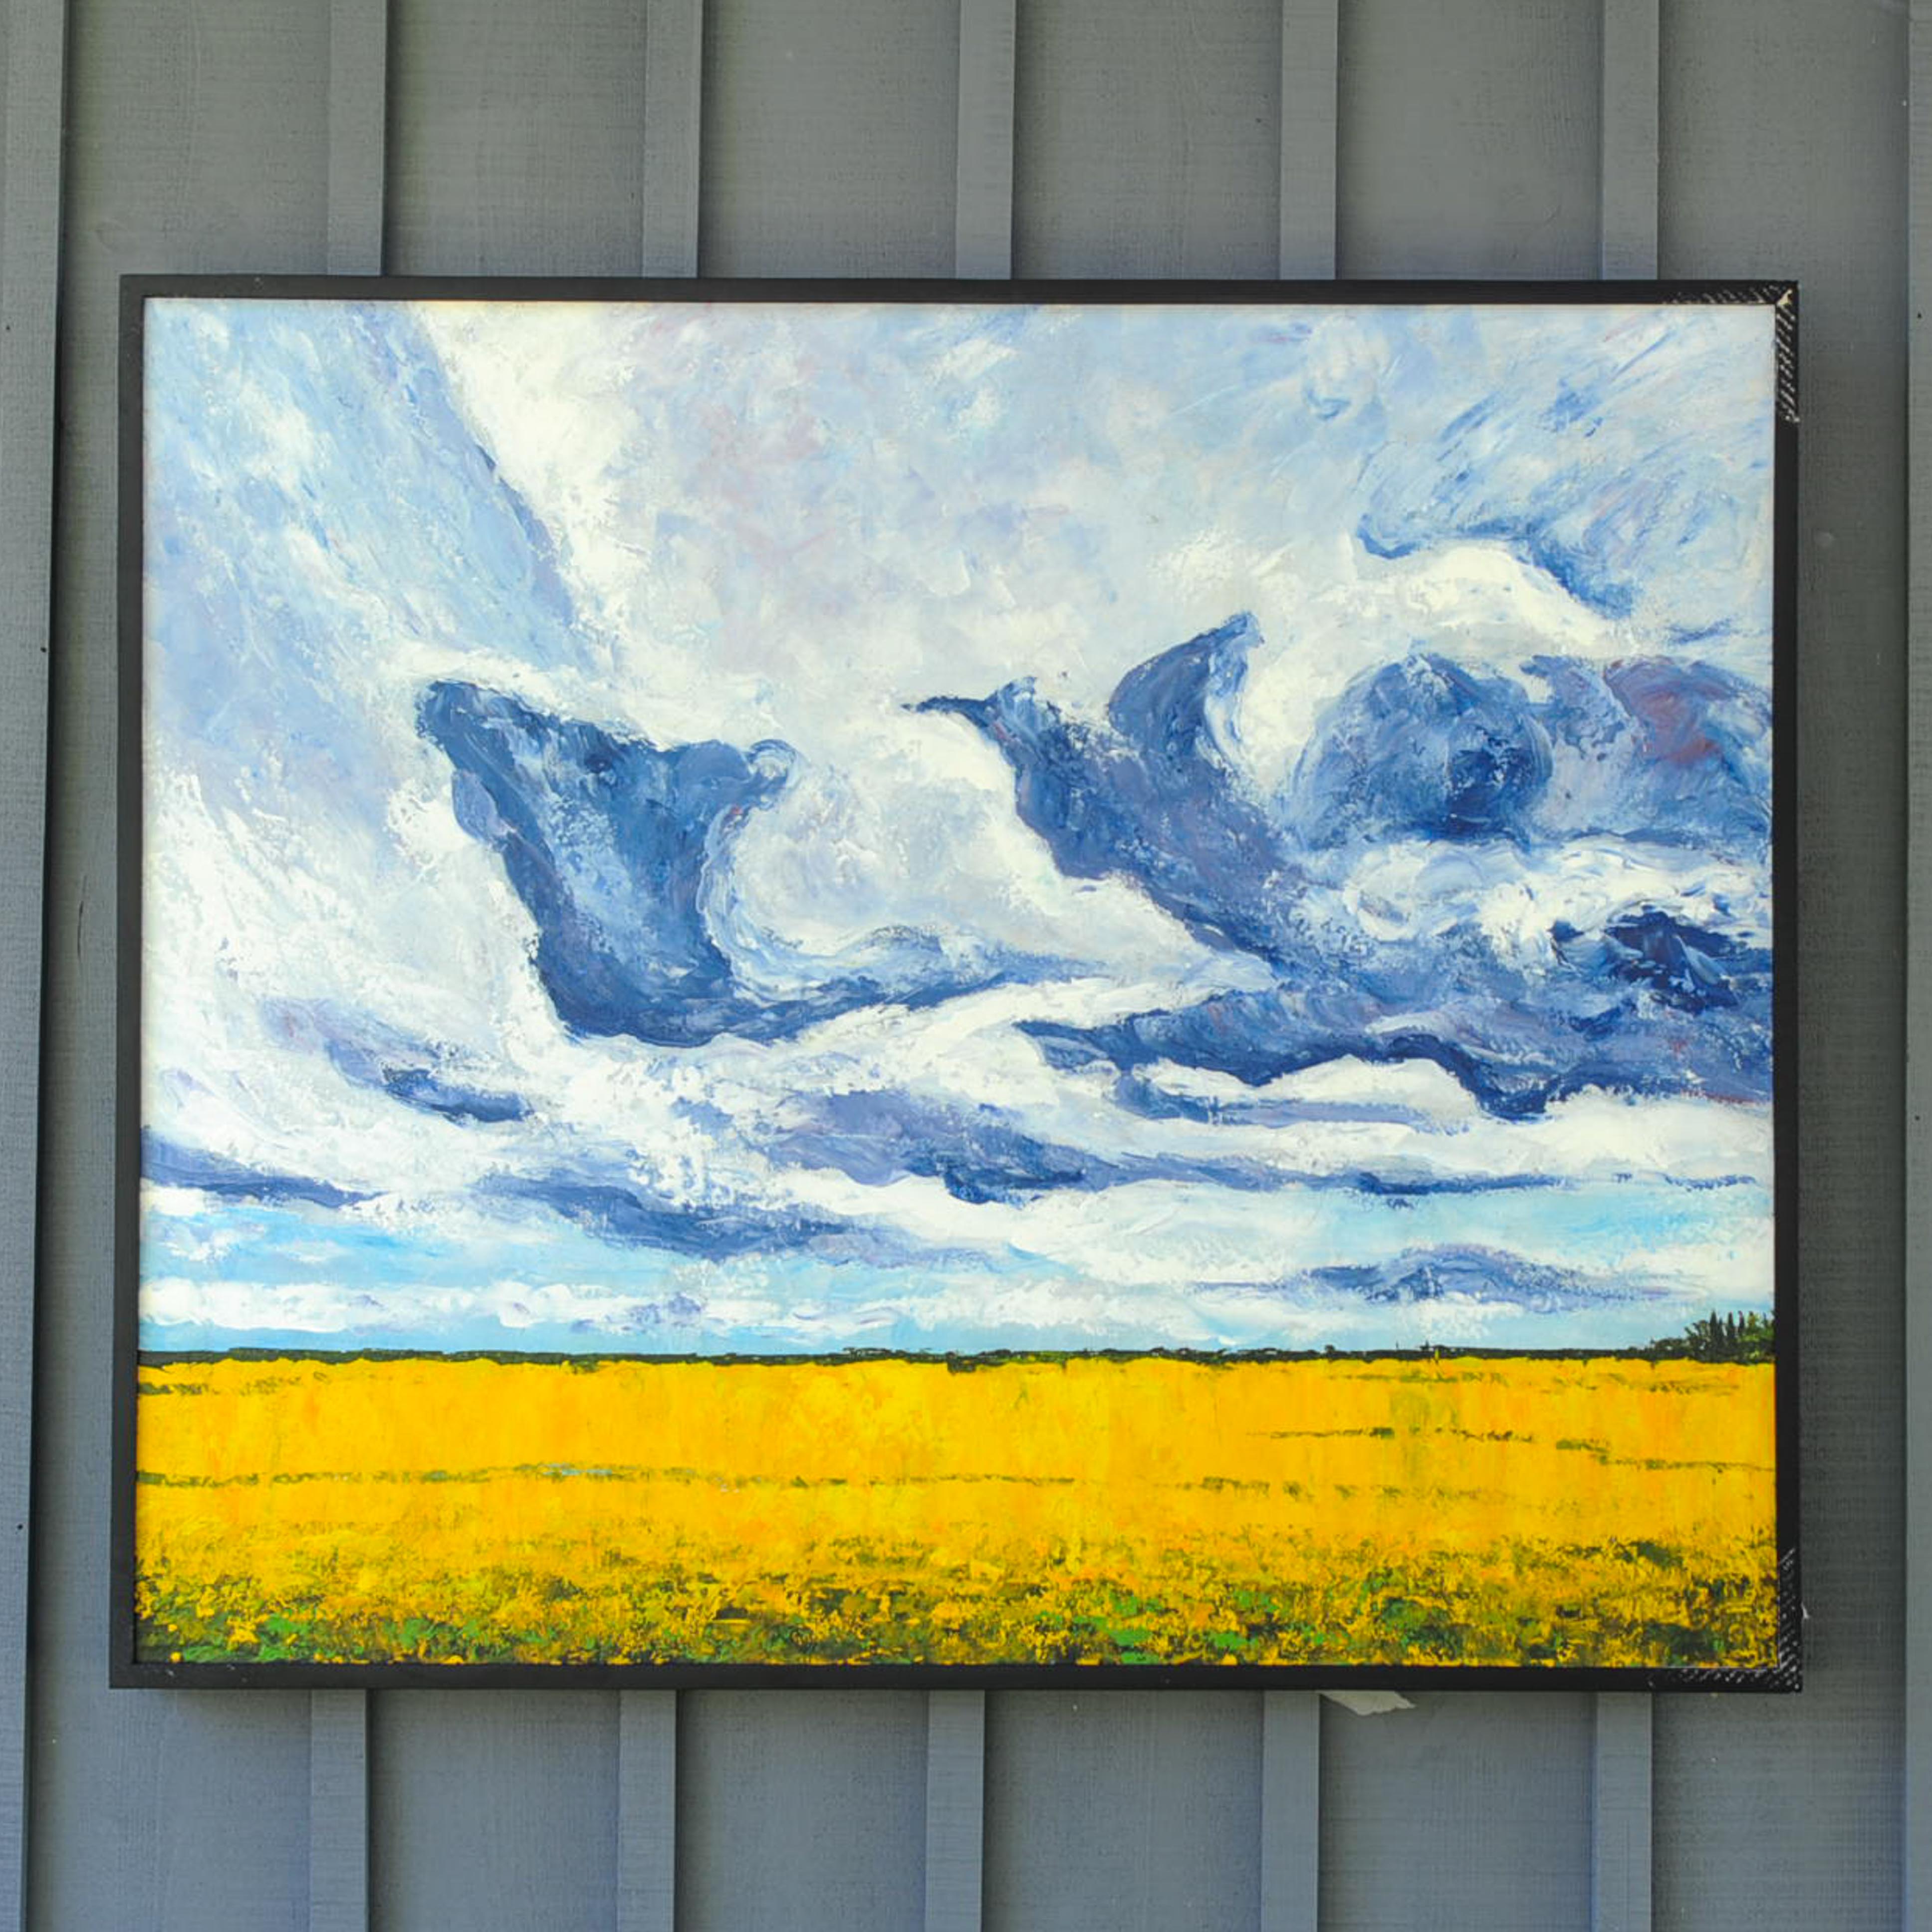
[1643,1310,1775,1364]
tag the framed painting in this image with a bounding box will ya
[114,278,1797,1688]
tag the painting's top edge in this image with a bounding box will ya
[120,272,1799,308]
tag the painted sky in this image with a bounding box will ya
[139,295,1778,1355]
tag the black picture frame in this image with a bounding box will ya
[114,276,1799,1690]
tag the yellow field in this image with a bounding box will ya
[133,1352,1778,1670]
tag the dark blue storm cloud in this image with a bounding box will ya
[419,681,1015,1048]
[1282,652,1769,856]
[142,1131,373,1209]
[1020,925,1770,1123]
[411,610,1771,1259]
[915,613,1311,966]
[764,1089,1579,1203]
[483,1173,842,1256]
[923,619,1773,1120]
[1301,1244,1648,1313]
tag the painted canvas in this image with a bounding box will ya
[118,282,1794,1685]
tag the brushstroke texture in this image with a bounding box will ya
[929,623,1772,1120]
[1301,1244,1644,1312]
[262,1000,531,1124]
[142,1132,373,1209]
[483,1174,842,1256]
[420,680,1016,1045]
[916,613,1310,965]
[137,299,1780,1356]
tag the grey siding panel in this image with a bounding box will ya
[1652,0,1905,1922]
[369,1693,619,1932]
[1598,0,1658,276]
[1258,1693,1320,1932]
[1319,1694,1595,1931]
[1336,0,1601,277]
[385,0,648,276]
[924,1690,986,1932]
[29,0,331,1926]
[617,1691,678,1932]
[43,1701,314,1932]
[309,1691,371,1932]
[641,0,705,275]
[1012,0,1282,279]
[981,1691,1261,1932]
[676,1691,929,1932]
[0,0,65,1923]
[1591,1694,1652,1932]
[954,0,1017,278]
[374,11,644,1913]
[697,0,959,277]
[1278,0,1339,277]
[327,0,389,273]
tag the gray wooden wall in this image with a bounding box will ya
[0,0,1917,1926]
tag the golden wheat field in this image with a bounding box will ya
[132,1351,1778,1670]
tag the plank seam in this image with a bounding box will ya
[1278,0,1339,278]
[642,0,705,277]
[924,1690,985,1932]
[1259,1692,1321,1932]
[326,0,389,276]
[1598,0,1660,277]
[308,1690,370,1932]
[954,0,1016,279]
[1589,1692,1652,1932]
[618,1691,678,1932]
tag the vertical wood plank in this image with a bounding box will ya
[1906,3,1932,1929]
[682,5,956,1902]
[308,1691,369,1932]
[1319,1694,1594,1930]
[32,1,331,1924]
[0,0,66,1924]
[1012,0,1281,279]
[1258,1693,1320,1932]
[1277,0,1338,277]
[327,0,388,272]
[954,0,1016,278]
[698,0,959,276]
[385,0,649,276]
[1595,46,1657,1915]
[346,17,644,1927]
[618,1692,678,1932]
[1336,0,1602,277]
[983,1692,1262,1932]
[1652,0,1905,1920]
[638,1,700,1912]
[316,5,382,1917]
[370,1693,619,1932]
[642,0,704,275]
[1590,1693,1651,1932]
[1270,131,1333,1662]
[1598,0,1658,276]
[677,1691,928,1932]
[924,1690,984,1932]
